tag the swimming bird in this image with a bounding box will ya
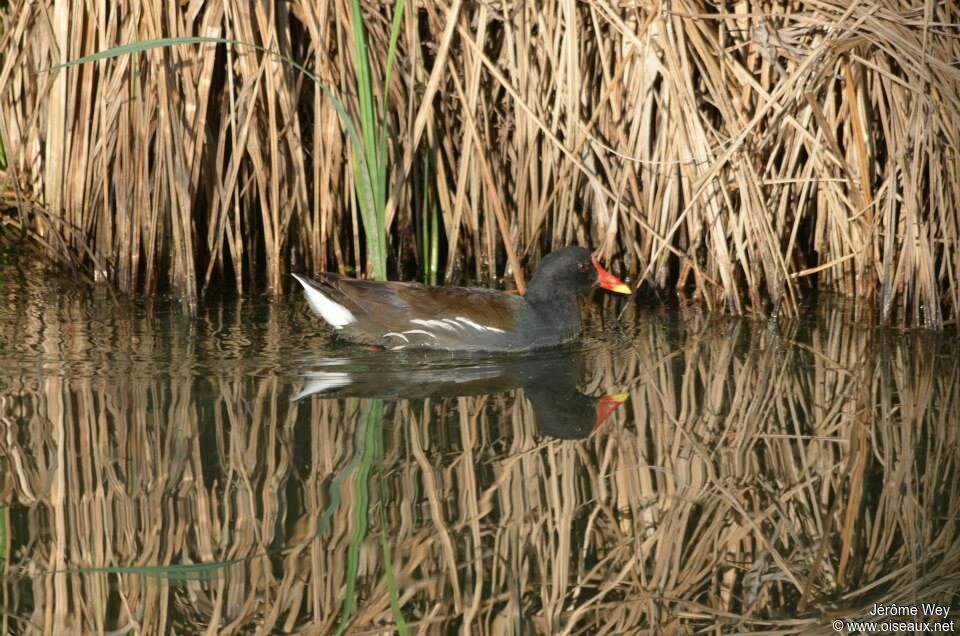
[291,246,630,352]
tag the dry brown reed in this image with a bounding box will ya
[1,281,957,633]
[0,1,959,325]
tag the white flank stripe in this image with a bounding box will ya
[292,274,356,329]
[455,316,505,333]
[443,318,465,330]
[411,318,457,332]
[383,332,410,343]
[402,329,440,340]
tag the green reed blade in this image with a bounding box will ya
[47,35,381,279]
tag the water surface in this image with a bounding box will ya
[1,262,957,634]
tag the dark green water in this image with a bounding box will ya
[0,262,957,634]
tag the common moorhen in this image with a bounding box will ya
[292,246,630,352]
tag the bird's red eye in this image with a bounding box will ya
[578,261,591,272]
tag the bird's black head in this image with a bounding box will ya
[525,246,630,303]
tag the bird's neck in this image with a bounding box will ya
[527,292,582,334]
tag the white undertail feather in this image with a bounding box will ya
[291,273,356,329]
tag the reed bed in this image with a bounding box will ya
[0,274,957,633]
[0,1,958,325]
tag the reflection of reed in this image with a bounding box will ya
[1,290,958,633]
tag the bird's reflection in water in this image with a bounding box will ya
[293,348,626,439]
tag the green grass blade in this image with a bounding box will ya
[46,36,380,280]
[429,190,439,286]
[45,37,371,182]
[46,36,226,70]
[377,0,406,280]
[382,0,406,117]
[348,0,379,174]
[348,1,386,281]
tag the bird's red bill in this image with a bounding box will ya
[592,258,632,294]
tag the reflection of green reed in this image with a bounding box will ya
[334,399,376,635]
[332,399,408,636]
[69,560,245,582]
[1,289,958,632]
[0,508,6,577]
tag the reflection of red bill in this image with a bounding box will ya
[595,392,629,429]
